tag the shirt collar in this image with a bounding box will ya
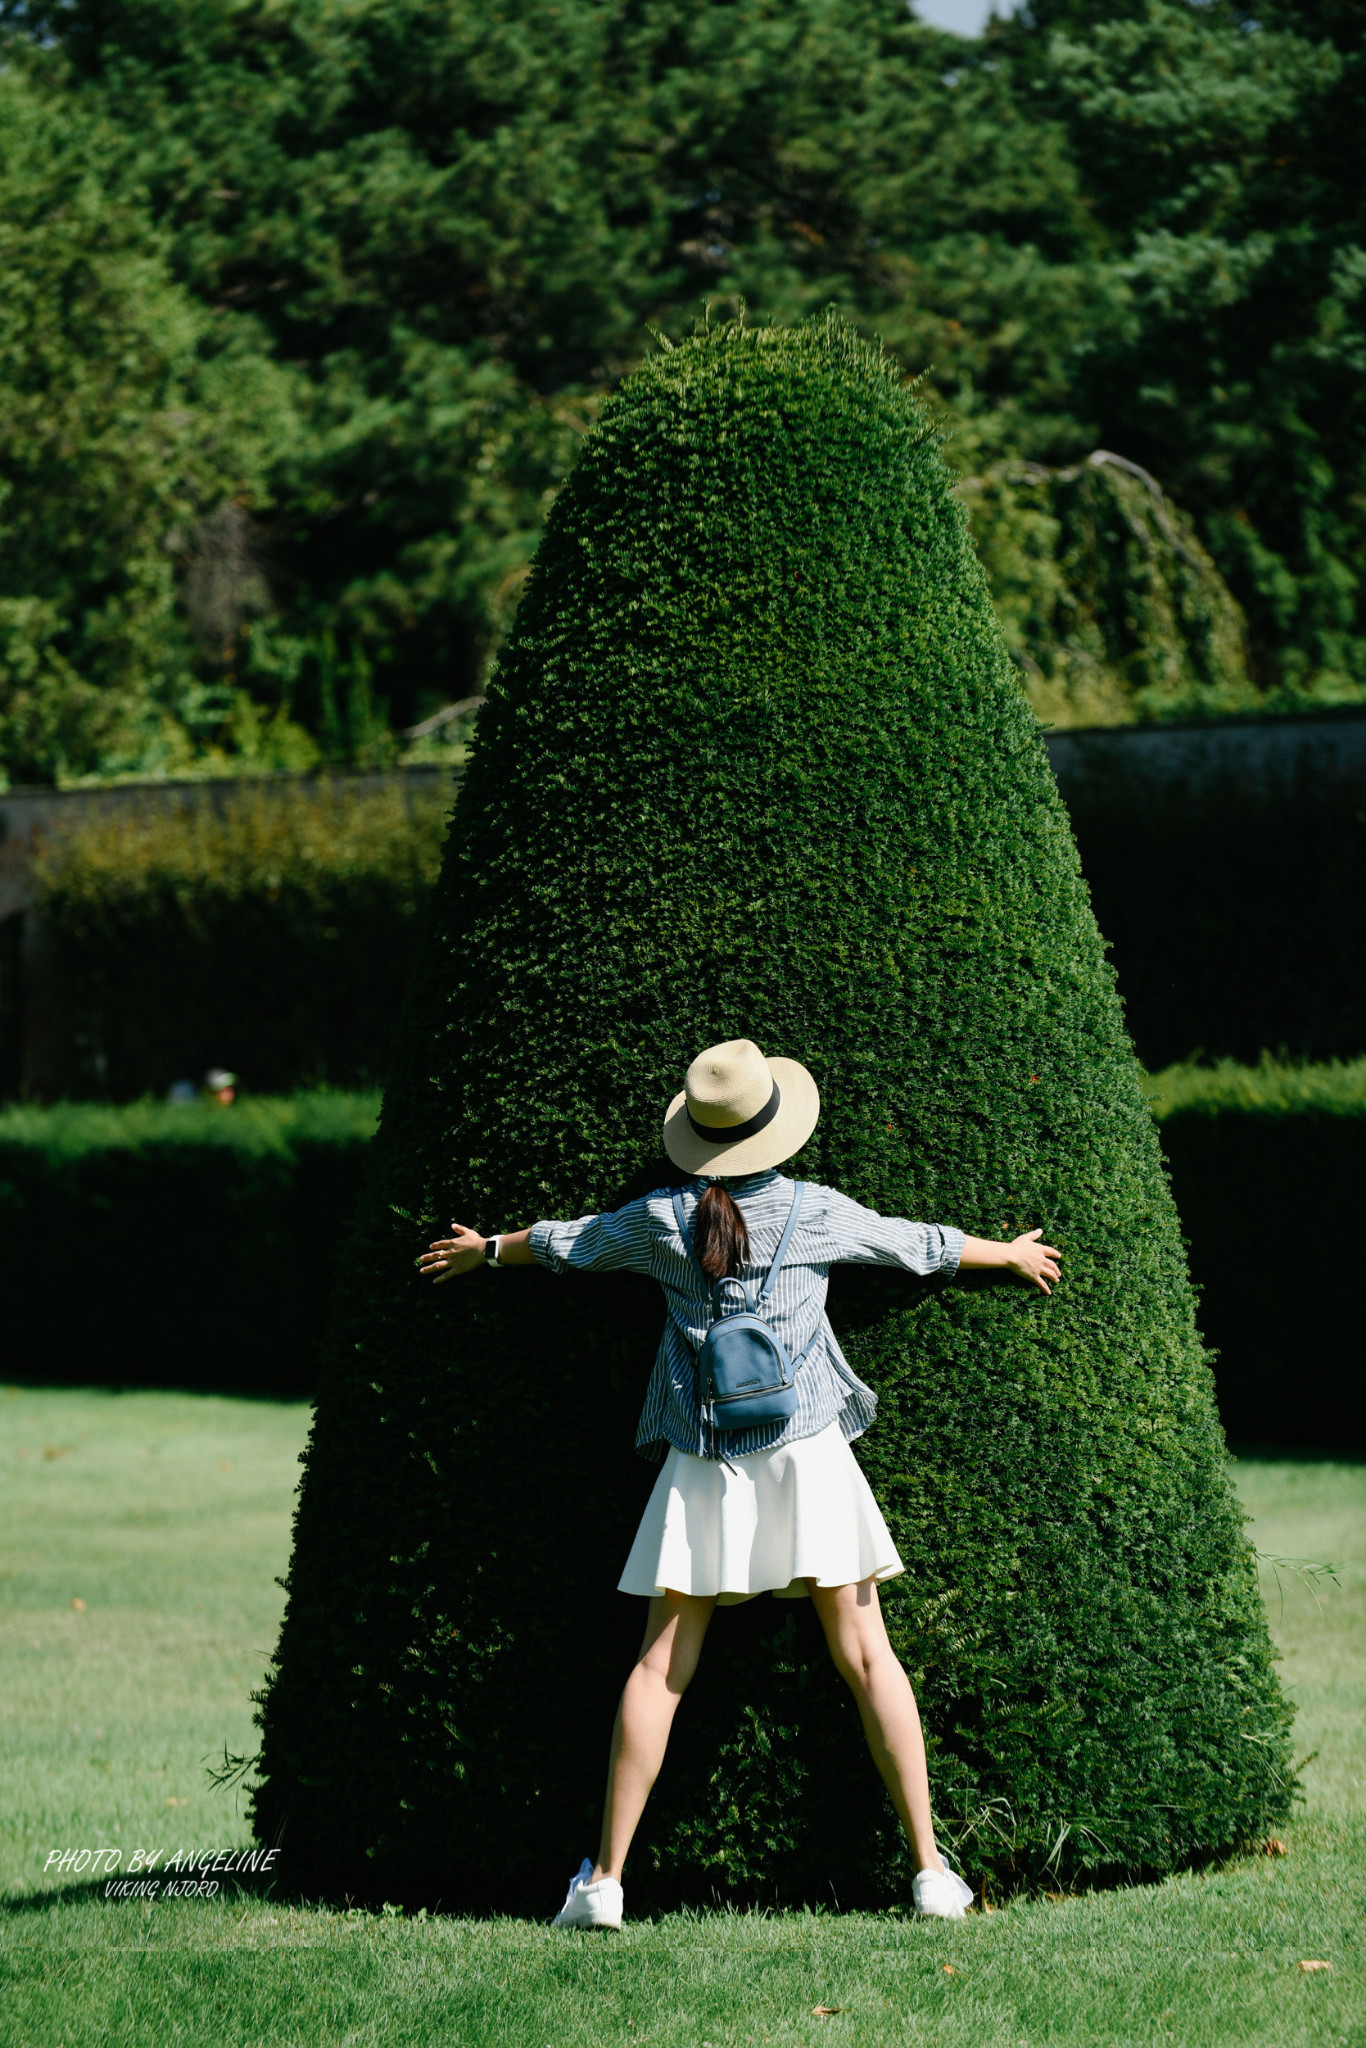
[699,1168,783,1196]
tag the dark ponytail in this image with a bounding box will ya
[692,1180,751,1282]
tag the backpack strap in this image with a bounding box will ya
[673,1180,805,1316]
[756,1181,805,1310]
[671,1190,705,1279]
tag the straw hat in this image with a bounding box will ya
[662,1039,820,1177]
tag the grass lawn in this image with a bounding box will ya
[1,1385,1362,2048]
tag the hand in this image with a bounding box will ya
[1005,1229,1062,1295]
[417,1222,486,1284]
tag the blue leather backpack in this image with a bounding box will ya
[670,1182,807,1434]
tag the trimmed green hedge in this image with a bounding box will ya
[1146,1054,1366,1120]
[1151,1058,1365,1452]
[252,318,1291,1914]
[33,780,448,1098]
[2,1067,1354,1456]
[0,1092,378,1394]
[1062,766,1366,1068]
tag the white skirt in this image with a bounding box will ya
[618,1419,904,1603]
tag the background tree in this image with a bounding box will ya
[0,0,1359,775]
[1002,0,1366,700]
[961,447,1254,728]
[250,319,1291,1911]
[0,70,308,783]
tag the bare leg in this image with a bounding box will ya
[808,1577,944,1875]
[592,1589,716,1883]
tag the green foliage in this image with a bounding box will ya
[999,0,1366,705]
[0,68,312,785]
[960,450,1254,727]
[0,1084,381,1162]
[252,320,1292,1914]
[33,778,448,1096]
[1145,1052,1366,1121]
[10,0,1351,764]
[1146,1056,1365,1451]
[0,1091,378,1393]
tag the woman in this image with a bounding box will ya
[420,1039,1060,1927]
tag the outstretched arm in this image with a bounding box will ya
[818,1189,1059,1292]
[418,1196,661,1284]
[958,1229,1061,1295]
[418,1225,535,1283]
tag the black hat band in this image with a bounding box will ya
[685,1079,782,1145]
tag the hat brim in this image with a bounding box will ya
[662,1056,820,1177]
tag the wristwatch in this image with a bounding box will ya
[483,1234,501,1266]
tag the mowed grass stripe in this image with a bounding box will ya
[0,1386,1360,2047]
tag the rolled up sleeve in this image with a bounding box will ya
[821,1189,964,1278]
[529,1200,656,1276]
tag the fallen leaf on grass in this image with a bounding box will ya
[70,1597,87,1611]
[943,1964,958,1975]
[1298,1960,1331,1972]
[812,2006,847,2017]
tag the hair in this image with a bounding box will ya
[692,1179,751,1281]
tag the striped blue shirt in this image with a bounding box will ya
[529,1169,964,1462]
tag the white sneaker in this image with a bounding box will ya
[912,1865,974,1919]
[552,1857,624,1930]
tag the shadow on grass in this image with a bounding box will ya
[6,1848,1245,1926]
[0,1870,705,1926]
[3,1375,315,1406]
[1,1872,298,1916]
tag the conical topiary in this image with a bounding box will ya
[251,316,1292,1911]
